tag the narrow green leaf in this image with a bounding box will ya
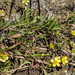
[49,16,56,29]
[37,35,46,39]
[21,60,31,67]
[15,50,22,55]
[31,19,37,23]
[45,53,51,56]
[43,69,47,75]
[30,54,40,57]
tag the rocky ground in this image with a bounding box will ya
[0,0,75,20]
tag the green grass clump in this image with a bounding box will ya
[0,9,75,75]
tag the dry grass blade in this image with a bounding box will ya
[7,41,23,50]
[8,33,24,39]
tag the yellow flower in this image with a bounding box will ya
[50,43,54,49]
[61,56,68,65]
[0,9,4,15]
[56,30,60,35]
[71,30,75,36]
[0,53,9,62]
[41,53,45,56]
[64,70,67,73]
[51,56,61,67]
[22,0,29,5]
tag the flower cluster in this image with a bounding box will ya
[61,56,68,65]
[51,56,61,67]
[22,0,29,5]
[0,53,9,62]
[71,30,75,36]
[50,56,68,67]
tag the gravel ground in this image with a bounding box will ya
[0,0,75,20]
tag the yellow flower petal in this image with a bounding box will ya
[51,59,54,63]
[63,62,65,65]
[64,56,68,59]
[58,60,61,63]
[41,53,45,56]
[57,63,60,67]
[53,63,56,67]
[55,57,58,60]
[65,60,68,63]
